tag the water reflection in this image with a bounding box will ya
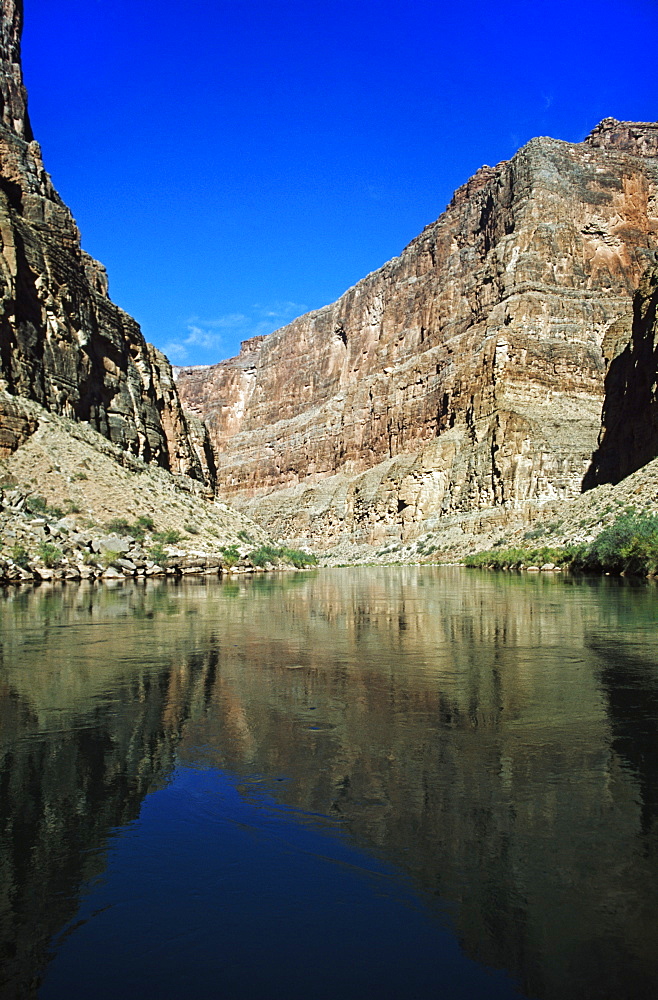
[1,570,658,998]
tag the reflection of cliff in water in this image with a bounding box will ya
[0,583,219,999]
[174,569,658,1000]
[1,571,658,999]
[595,643,658,835]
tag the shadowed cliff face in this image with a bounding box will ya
[584,261,658,487]
[0,0,214,485]
[178,119,658,546]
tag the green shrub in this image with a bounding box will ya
[104,516,156,541]
[37,542,62,568]
[11,544,30,568]
[465,514,658,577]
[523,526,546,541]
[152,529,182,544]
[248,545,317,568]
[149,544,169,567]
[101,549,122,569]
[464,545,574,570]
[25,495,64,519]
[586,513,658,575]
[106,517,132,534]
[219,545,240,568]
[248,546,276,567]
[25,495,48,515]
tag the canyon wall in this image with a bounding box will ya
[0,0,215,485]
[178,119,658,546]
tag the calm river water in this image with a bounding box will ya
[1,567,658,999]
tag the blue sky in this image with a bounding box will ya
[22,0,658,366]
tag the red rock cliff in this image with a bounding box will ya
[177,119,658,542]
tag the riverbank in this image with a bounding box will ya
[0,398,316,584]
[0,486,316,585]
[3,393,658,582]
[462,511,658,578]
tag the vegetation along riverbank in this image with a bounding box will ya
[464,512,658,577]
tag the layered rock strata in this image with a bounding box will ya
[584,261,658,486]
[0,0,214,486]
[178,118,658,545]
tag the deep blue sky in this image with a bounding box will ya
[22,0,658,366]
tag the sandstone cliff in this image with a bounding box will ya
[0,0,215,486]
[178,118,658,547]
[584,261,658,487]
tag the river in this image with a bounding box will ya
[1,568,657,999]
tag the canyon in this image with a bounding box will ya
[2,5,658,996]
[1,0,658,563]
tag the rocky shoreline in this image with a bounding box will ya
[0,486,305,585]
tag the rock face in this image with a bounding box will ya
[0,389,34,456]
[0,0,215,486]
[177,118,658,546]
[584,261,658,487]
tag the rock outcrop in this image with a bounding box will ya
[0,388,34,456]
[178,118,658,547]
[0,0,214,486]
[584,261,658,487]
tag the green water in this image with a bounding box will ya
[1,568,657,999]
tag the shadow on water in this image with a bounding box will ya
[1,569,658,998]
